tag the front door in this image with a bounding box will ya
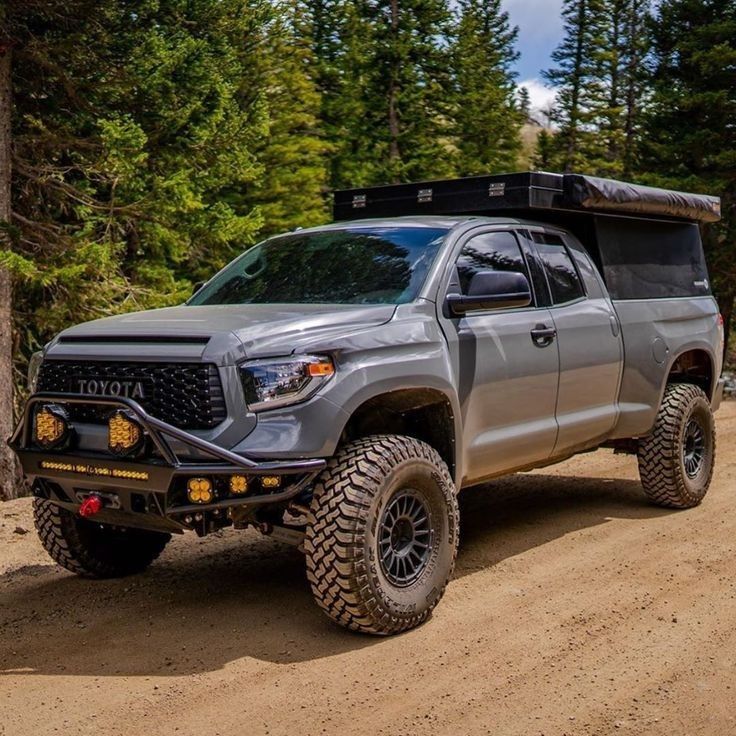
[440,228,560,485]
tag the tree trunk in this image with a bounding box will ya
[387,0,401,182]
[622,0,643,177]
[606,3,622,164]
[0,43,17,500]
[565,0,588,171]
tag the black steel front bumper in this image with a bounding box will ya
[10,392,327,533]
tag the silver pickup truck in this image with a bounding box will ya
[11,172,725,635]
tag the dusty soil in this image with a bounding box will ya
[2,405,736,736]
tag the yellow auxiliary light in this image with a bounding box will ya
[187,477,213,504]
[229,475,249,495]
[108,411,143,455]
[261,475,281,489]
[34,405,69,448]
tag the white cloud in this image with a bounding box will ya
[518,78,558,117]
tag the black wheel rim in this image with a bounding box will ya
[378,489,432,587]
[683,417,706,478]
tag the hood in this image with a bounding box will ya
[49,303,397,364]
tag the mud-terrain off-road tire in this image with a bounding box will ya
[33,498,171,578]
[637,383,716,509]
[305,435,459,635]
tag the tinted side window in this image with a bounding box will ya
[456,231,532,298]
[595,218,711,300]
[531,232,585,305]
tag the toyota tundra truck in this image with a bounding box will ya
[10,172,726,635]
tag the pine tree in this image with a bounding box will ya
[518,87,532,121]
[642,0,736,337]
[540,0,651,176]
[451,0,524,176]
[620,0,651,175]
[243,2,331,236]
[543,0,608,172]
[589,0,651,176]
[357,0,456,184]
[302,0,375,189]
[593,0,628,173]
[305,0,457,186]
[535,129,556,170]
[1,0,284,461]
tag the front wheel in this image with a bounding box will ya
[305,435,459,635]
[637,383,716,509]
[33,498,171,578]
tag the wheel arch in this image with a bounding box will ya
[340,387,460,485]
[663,346,718,403]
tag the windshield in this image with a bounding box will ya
[188,227,448,306]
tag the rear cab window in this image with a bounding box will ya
[529,231,586,306]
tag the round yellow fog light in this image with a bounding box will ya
[261,475,281,489]
[187,477,213,504]
[229,475,249,495]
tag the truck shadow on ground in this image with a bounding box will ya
[0,472,673,677]
[455,472,670,574]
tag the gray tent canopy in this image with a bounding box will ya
[563,174,721,224]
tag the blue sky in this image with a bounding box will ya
[502,0,565,111]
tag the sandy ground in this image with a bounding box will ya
[2,405,736,736]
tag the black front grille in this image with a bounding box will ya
[37,360,226,430]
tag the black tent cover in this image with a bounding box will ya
[332,172,721,224]
[564,175,721,223]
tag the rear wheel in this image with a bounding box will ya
[305,435,459,635]
[637,383,716,509]
[33,498,171,578]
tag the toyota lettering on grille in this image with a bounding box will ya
[77,379,147,399]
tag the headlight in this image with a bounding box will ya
[28,351,44,392]
[239,355,335,412]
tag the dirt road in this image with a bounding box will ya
[2,405,736,736]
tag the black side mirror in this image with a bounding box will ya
[447,271,532,316]
[191,280,206,298]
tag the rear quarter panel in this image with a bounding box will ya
[609,296,722,438]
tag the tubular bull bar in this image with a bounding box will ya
[9,392,326,531]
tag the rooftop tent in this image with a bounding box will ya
[332,173,721,301]
[332,172,722,224]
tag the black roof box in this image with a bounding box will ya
[332,172,721,225]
